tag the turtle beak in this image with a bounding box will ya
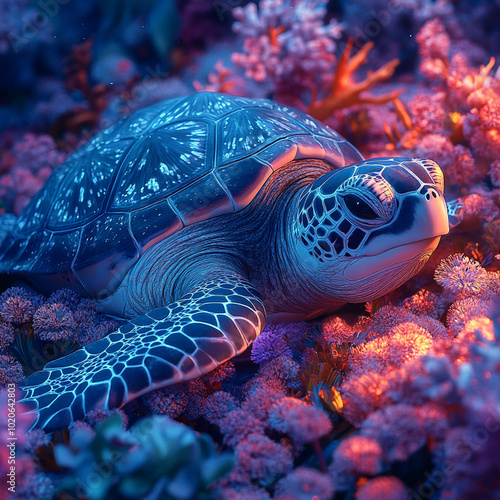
[415,185,450,238]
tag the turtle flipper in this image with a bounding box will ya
[19,274,266,432]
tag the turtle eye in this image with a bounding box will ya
[343,194,379,220]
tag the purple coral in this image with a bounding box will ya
[233,433,293,485]
[356,476,408,500]
[203,391,238,426]
[142,386,189,419]
[251,324,292,363]
[360,403,448,462]
[434,253,490,296]
[268,397,332,445]
[274,467,335,500]
[33,303,77,341]
[232,0,341,100]
[0,296,36,324]
[0,322,15,351]
[256,355,301,390]
[0,354,24,388]
[0,133,66,214]
[220,409,266,447]
[329,435,383,490]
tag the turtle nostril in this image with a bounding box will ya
[422,186,439,201]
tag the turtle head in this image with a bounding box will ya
[294,157,449,303]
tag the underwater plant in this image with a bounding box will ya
[55,414,234,500]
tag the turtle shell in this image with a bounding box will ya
[0,92,362,297]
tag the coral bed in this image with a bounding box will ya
[1,0,500,499]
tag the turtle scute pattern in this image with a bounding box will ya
[296,157,442,262]
[2,92,362,298]
[19,274,266,432]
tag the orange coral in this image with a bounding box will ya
[307,38,400,121]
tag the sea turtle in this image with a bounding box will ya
[1,92,450,431]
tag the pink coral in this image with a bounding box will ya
[218,484,271,500]
[356,476,408,500]
[446,296,491,337]
[255,356,301,390]
[360,403,448,462]
[274,467,335,500]
[416,18,450,82]
[341,372,390,426]
[464,90,500,162]
[320,315,367,343]
[268,397,332,445]
[401,289,447,319]
[202,361,235,385]
[84,408,128,428]
[329,435,383,490]
[408,94,446,133]
[232,0,341,99]
[349,323,434,377]
[242,377,287,420]
[461,193,500,223]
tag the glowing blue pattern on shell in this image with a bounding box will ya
[1,92,363,297]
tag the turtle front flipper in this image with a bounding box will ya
[19,274,266,432]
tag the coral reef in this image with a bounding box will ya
[0,0,500,498]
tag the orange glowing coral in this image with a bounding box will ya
[307,38,400,121]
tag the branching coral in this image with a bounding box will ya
[232,0,341,98]
[307,39,401,121]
